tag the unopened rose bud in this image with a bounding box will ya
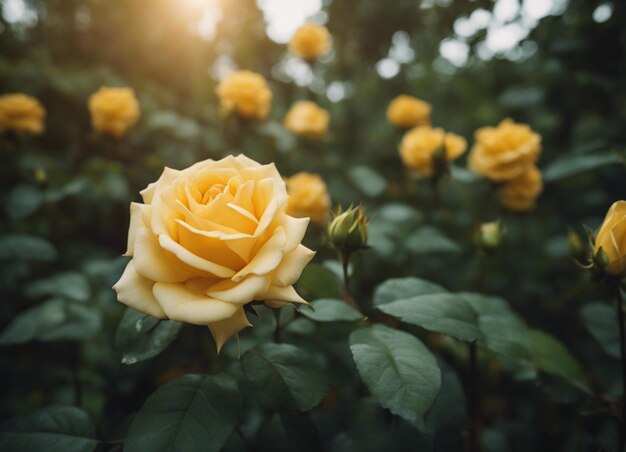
[475,221,504,252]
[593,201,626,277]
[328,205,368,256]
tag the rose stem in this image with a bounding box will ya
[340,252,362,314]
[468,340,480,452]
[614,283,626,451]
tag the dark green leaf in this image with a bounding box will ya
[373,277,446,307]
[348,166,387,197]
[543,153,622,182]
[0,234,57,261]
[296,264,342,300]
[580,302,620,358]
[405,226,461,254]
[115,307,182,365]
[300,299,364,322]
[0,299,102,344]
[125,374,241,452]
[0,405,97,452]
[349,325,441,427]
[6,185,43,219]
[378,293,481,342]
[242,343,329,411]
[26,272,91,302]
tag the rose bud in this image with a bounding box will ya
[328,205,368,256]
[593,201,626,277]
[475,221,504,252]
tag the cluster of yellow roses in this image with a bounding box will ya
[390,94,543,212]
[0,87,140,138]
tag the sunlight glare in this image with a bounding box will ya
[257,0,323,44]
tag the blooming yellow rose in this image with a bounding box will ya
[113,154,315,351]
[399,126,467,177]
[284,101,329,138]
[89,86,140,137]
[0,93,45,135]
[288,23,331,60]
[286,172,331,224]
[215,71,272,120]
[594,201,626,276]
[498,164,543,212]
[469,118,541,181]
[387,95,431,128]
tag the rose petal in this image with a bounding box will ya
[153,282,239,325]
[140,167,179,204]
[207,275,269,304]
[208,307,252,353]
[262,285,308,304]
[283,215,310,253]
[133,228,195,282]
[232,228,287,281]
[124,202,150,256]
[272,245,315,286]
[158,233,236,278]
[113,260,166,318]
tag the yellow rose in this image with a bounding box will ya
[286,172,331,224]
[387,95,431,128]
[88,86,140,137]
[399,126,467,177]
[0,93,45,135]
[469,118,541,181]
[594,201,626,276]
[284,101,330,138]
[113,154,315,351]
[288,23,331,60]
[215,71,272,120]
[498,164,543,212]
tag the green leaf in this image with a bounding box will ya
[300,299,364,322]
[125,374,241,452]
[0,234,57,261]
[242,343,329,411]
[6,185,43,219]
[26,272,91,302]
[296,263,342,300]
[405,226,461,254]
[580,302,620,358]
[373,277,446,307]
[115,307,182,365]
[0,299,101,344]
[543,153,622,182]
[349,325,441,427]
[348,166,387,197]
[0,405,98,452]
[378,293,481,342]
[525,330,591,393]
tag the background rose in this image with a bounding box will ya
[498,164,543,212]
[0,93,45,135]
[288,23,331,60]
[88,86,140,137]
[399,125,467,177]
[468,118,541,181]
[594,201,626,276]
[284,101,330,138]
[113,154,315,350]
[387,95,431,128]
[215,71,272,120]
[286,172,331,224]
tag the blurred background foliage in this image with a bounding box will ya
[1,0,626,450]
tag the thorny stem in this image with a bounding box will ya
[340,252,362,314]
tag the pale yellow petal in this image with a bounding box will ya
[272,245,315,286]
[133,228,195,282]
[113,261,166,318]
[207,275,269,304]
[208,307,252,353]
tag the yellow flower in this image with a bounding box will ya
[399,126,467,177]
[89,86,140,137]
[284,101,330,138]
[113,155,315,351]
[0,93,45,135]
[469,118,541,182]
[387,95,431,128]
[286,172,331,224]
[594,201,626,276]
[215,71,272,120]
[289,23,331,60]
[498,164,543,212]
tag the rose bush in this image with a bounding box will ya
[0,93,45,135]
[399,125,467,177]
[288,23,331,60]
[387,95,431,128]
[215,71,272,120]
[113,154,315,350]
[285,171,331,224]
[88,86,140,137]
[284,101,330,138]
